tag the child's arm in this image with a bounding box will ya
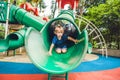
[68,37,84,44]
[77,38,84,43]
[48,43,54,55]
[68,36,78,43]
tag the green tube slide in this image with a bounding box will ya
[25,10,88,74]
[25,27,88,74]
[0,29,26,52]
[0,5,46,52]
[9,5,46,31]
[7,29,26,50]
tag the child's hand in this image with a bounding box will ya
[48,51,52,56]
[75,38,84,44]
[74,39,80,44]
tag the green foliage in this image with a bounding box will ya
[0,25,5,39]
[75,18,87,30]
[85,0,106,8]
[84,0,120,49]
[84,0,120,27]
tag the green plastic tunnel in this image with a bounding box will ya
[25,28,88,74]
[0,29,26,52]
[7,29,26,50]
[25,10,88,74]
[9,5,46,31]
[0,5,46,52]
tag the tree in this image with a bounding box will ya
[77,0,106,15]
[85,0,106,8]
[84,0,120,49]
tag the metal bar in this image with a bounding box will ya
[89,29,95,35]
[92,35,100,40]
[84,23,89,30]
[66,72,68,80]
[48,73,68,80]
[48,73,51,80]
[13,49,16,56]
[96,42,103,45]
[5,0,10,38]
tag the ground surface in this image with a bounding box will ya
[0,50,120,80]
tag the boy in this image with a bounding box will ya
[48,25,80,55]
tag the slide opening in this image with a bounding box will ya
[42,18,80,50]
[7,32,24,50]
[8,34,19,40]
[41,18,86,61]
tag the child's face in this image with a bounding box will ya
[54,27,64,38]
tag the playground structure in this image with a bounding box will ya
[75,15,107,57]
[19,2,39,16]
[57,0,79,10]
[0,1,88,79]
[0,1,107,80]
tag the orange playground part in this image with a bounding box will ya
[20,2,39,16]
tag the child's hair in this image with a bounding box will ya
[54,25,64,33]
